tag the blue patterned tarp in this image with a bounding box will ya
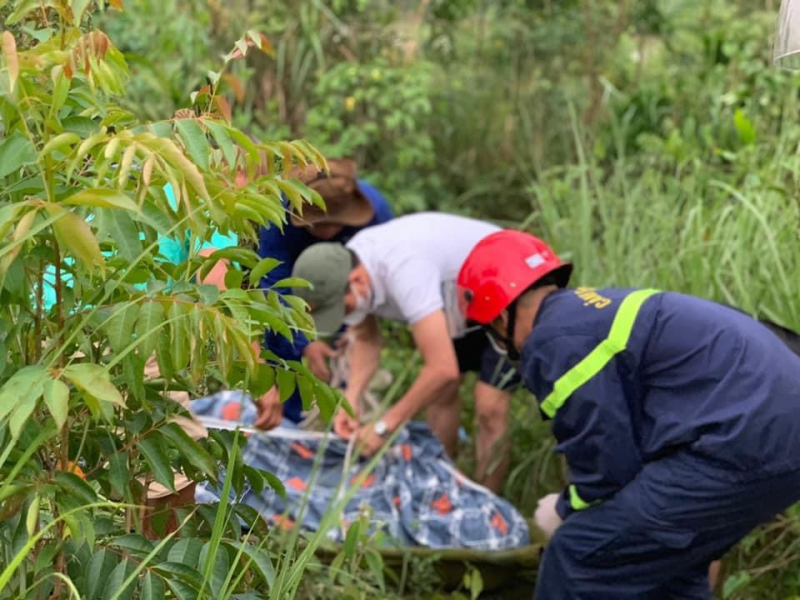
[190,391,529,550]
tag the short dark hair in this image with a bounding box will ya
[531,272,561,290]
[516,272,563,307]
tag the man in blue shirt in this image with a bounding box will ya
[255,158,392,427]
[457,230,800,599]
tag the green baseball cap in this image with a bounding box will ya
[291,243,352,337]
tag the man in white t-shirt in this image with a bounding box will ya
[290,213,519,491]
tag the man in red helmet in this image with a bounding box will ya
[457,230,800,599]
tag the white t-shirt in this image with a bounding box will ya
[346,213,500,338]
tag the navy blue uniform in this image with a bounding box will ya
[257,181,392,422]
[522,288,800,599]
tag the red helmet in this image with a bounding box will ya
[457,230,572,324]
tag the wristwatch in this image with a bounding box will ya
[373,418,390,438]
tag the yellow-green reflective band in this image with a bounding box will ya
[569,484,596,511]
[540,289,660,419]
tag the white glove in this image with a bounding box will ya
[534,492,563,540]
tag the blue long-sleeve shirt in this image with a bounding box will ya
[258,179,392,421]
[520,288,800,519]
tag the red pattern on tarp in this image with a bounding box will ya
[431,494,453,515]
[492,512,508,535]
[286,477,306,491]
[350,473,375,488]
[401,444,412,461]
[271,514,295,531]
[221,402,241,421]
[290,442,315,460]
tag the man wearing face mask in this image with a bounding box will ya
[254,159,392,429]
[291,212,518,492]
[458,230,800,599]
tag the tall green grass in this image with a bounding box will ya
[524,109,800,331]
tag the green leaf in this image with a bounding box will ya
[40,132,81,157]
[147,122,173,138]
[25,495,39,537]
[106,302,140,355]
[343,520,360,558]
[168,538,204,569]
[0,366,45,415]
[722,571,751,599]
[110,533,155,557]
[175,119,210,171]
[198,247,260,281]
[248,257,281,286]
[0,203,25,240]
[241,465,265,494]
[69,0,92,24]
[164,578,199,600]
[297,375,315,412]
[85,549,119,600]
[138,432,175,492]
[0,132,36,178]
[205,121,237,169]
[140,572,165,600]
[226,541,275,588]
[108,209,143,263]
[275,369,296,403]
[63,188,140,212]
[169,302,190,372]
[47,205,106,275]
[197,284,219,306]
[62,363,124,408]
[313,381,338,421]
[264,470,286,500]
[102,558,136,600]
[160,422,217,478]
[145,137,209,201]
[733,109,756,146]
[108,452,130,498]
[43,378,70,431]
[468,565,483,600]
[156,327,175,381]
[225,127,259,163]
[55,471,98,504]
[199,541,230,597]
[62,115,98,137]
[365,548,385,591]
[33,541,60,574]
[277,178,318,212]
[135,301,165,359]
[224,268,244,290]
[8,387,42,440]
[271,277,312,289]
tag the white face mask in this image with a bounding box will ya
[343,286,372,326]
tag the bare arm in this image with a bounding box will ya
[343,315,384,415]
[382,309,459,431]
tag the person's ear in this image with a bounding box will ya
[350,265,370,288]
[493,310,509,332]
[347,267,360,287]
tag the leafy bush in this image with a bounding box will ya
[0,1,341,597]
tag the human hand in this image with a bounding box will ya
[254,387,282,430]
[353,423,388,457]
[303,340,338,382]
[534,492,563,540]
[333,410,359,439]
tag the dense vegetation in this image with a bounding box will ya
[2,0,799,598]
